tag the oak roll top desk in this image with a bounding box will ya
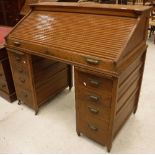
[5,2,151,152]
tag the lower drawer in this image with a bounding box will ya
[78,117,108,146]
[15,86,34,108]
[0,80,9,93]
[0,89,16,102]
[78,100,111,122]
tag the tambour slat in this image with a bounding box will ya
[10,11,137,61]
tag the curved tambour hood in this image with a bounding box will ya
[6,2,151,76]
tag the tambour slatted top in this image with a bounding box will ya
[6,2,151,75]
[9,10,136,61]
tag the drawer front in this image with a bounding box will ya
[75,68,112,122]
[78,118,108,145]
[77,99,110,122]
[34,62,68,87]
[75,69,112,95]
[8,51,31,89]
[6,39,114,74]
[0,80,9,93]
[15,86,34,108]
[0,62,6,81]
[36,68,69,105]
[8,50,29,70]
[77,89,111,108]
[0,59,13,82]
[13,73,31,90]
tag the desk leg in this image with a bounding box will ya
[18,100,21,105]
[68,65,73,90]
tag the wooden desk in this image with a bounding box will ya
[0,26,16,102]
[5,2,151,152]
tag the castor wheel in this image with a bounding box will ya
[18,100,21,105]
[69,86,72,91]
[77,131,81,136]
[35,110,39,115]
[107,146,111,153]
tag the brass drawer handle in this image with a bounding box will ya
[0,73,3,77]
[86,58,100,65]
[88,124,98,131]
[89,79,100,86]
[88,106,99,114]
[13,41,21,47]
[89,95,100,102]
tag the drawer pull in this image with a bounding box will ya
[88,106,99,114]
[86,58,100,65]
[15,56,21,62]
[89,95,99,102]
[1,84,6,88]
[0,73,2,77]
[14,41,21,47]
[88,124,98,131]
[20,78,25,83]
[89,79,100,86]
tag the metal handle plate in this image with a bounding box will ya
[86,58,100,65]
[89,79,100,86]
[13,41,21,47]
[89,95,100,102]
[88,106,99,114]
[88,124,98,131]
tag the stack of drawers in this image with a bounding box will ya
[8,49,72,114]
[0,48,16,102]
[0,26,16,102]
[75,67,113,150]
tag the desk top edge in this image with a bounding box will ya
[29,2,152,13]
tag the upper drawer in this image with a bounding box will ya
[75,68,113,95]
[6,39,115,76]
[77,89,111,108]
[8,50,30,75]
[8,50,28,67]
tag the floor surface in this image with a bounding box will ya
[0,40,155,153]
